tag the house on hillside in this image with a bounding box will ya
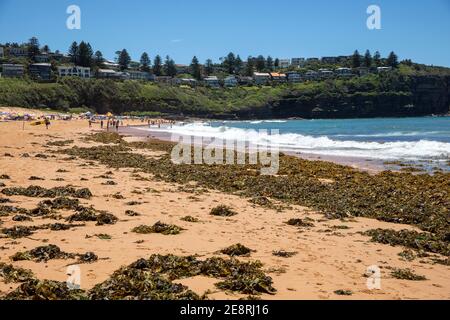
[127,70,154,81]
[0,47,4,58]
[204,76,220,88]
[291,58,305,68]
[224,75,238,87]
[270,72,287,82]
[253,72,271,85]
[335,67,353,77]
[29,63,52,81]
[58,66,91,78]
[8,47,28,57]
[155,76,173,83]
[306,58,319,63]
[1,64,24,78]
[377,66,392,73]
[286,72,302,83]
[237,76,254,86]
[34,54,50,63]
[357,67,370,76]
[321,57,337,64]
[318,68,334,79]
[180,78,197,87]
[304,70,319,80]
[278,59,290,69]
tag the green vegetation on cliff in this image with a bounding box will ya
[0,71,448,118]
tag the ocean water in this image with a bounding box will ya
[145,117,450,169]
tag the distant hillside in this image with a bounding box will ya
[0,71,448,119]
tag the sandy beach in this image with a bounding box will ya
[0,117,449,300]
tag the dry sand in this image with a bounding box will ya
[0,117,449,300]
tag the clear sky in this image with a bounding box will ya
[0,0,449,66]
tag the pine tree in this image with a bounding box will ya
[204,59,214,76]
[153,55,162,76]
[94,51,104,66]
[41,45,50,53]
[352,50,361,68]
[69,42,79,64]
[373,51,381,67]
[245,56,254,76]
[235,55,243,74]
[363,50,372,67]
[223,52,236,74]
[164,55,177,77]
[118,49,131,70]
[387,51,399,68]
[140,52,151,72]
[256,55,265,72]
[190,56,202,80]
[28,37,40,60]
[78,41,93,67]
[266,56,274,71]
[274,58,280,69]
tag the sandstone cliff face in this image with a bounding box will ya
[232,75,450,119]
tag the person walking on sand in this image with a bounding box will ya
[45,118,50,130]
[106,120,110,131]
[100,120,104,129]
[115,120,119,132]
[88,119,92,128]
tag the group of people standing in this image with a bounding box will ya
[88,119,122,131]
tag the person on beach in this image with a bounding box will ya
[115,120,119,131]
[88,119,92,128]
[44,118,50,129]
[106,121,110,131]
[100,120,104,129]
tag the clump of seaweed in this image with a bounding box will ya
[78,252,98,263]
[272,250,298,258]
[390,268,427,281]
[0,174,11,180]
[363,229,449,256]
[5,279,88,300]
[286,218,315,228]
[102,180,117,186]
[94,234,112,240]
[126,201,142,206]
[334,289,353,296]
[1,226,38,238]
[210,205,237,217]
[1,186,92,199]
[0,262,35,283]
[38,197,80,210]
[84,132,124,144]
[29,176,45,181]
[398,249,416,261]
[46,140,74,147]
[220,244,253,257]
[180,216,199,223]
[0,205,28,216]
[96,212,118,226]
[11,245,75,262]
[66,205,117,226]
[132,222,184,235]
[12,215,33,222]
[125,210,140,217]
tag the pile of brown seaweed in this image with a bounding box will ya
[0,262,34,283]
[46,140,74,147]
[60,132,449,253]
[220,244,253,257]
[390,268,427,281]
[180,216,199,222]
[363,229,449,256]
[132,222,184,235]
[1,186,92,199]
[286,218,315,228]
[4,254,276,299]
[11,244,98,263]
[272,250,297,258]
[210,205,238,217]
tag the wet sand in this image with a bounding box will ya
[0,119,449,299]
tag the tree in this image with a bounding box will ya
[28,37,40,60]
[204,59,214,76]
[245,56,254,76]
[373,51,381,67]
[118,49,131,70]
[223,52,236,74]
[235,55,243,74]
[363,50,372,67]
[164,55,177,77]
[140,52,151,72]
[351,50,361,68]
[41,45,50,53]
[274,58,280,69]
[69,42,78,64]
[190,56,202,80]
[94,51,104,66]
[266,56,274,71]
[153,55,162,76]
[78,41,93,67]
[255,55,265,72]
[387,51,399,68]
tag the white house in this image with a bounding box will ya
[286,72,302,83]
[278,59,290,69]
[204,76,220,88]
[58,66,91,78]
[291,58,305,68]
[224,75,238,87]
[335,67,353,77]
[253,72,271,85]
[377,67,392,73]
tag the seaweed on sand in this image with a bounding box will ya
[363,229,449,256]
[1,226,39,238]
[334,289,353,296]
[96,212,118,226]
[180,216,199,222]
[5,279,88,300]
[0,197,10,203]
[286,218,315,228]
[210,205,237,217]
[0,174,11,180]
[132,222,184,235]
[12,215,33,222]
[1,186,92,199]
[38,197,80,210]
[66,206,118,226]
[125,210,141,217]
[390,268,427,281]
[60,133,450,251]
[0,205,28,216]
[78,252,98,263]
[11,245,75,262]
[46,140,74,147]
[272,250,298,258]
[0,262,35,283]
[220,244,253,257]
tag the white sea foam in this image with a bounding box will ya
[139,123,450,161]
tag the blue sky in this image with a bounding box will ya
[0,0,449,66]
